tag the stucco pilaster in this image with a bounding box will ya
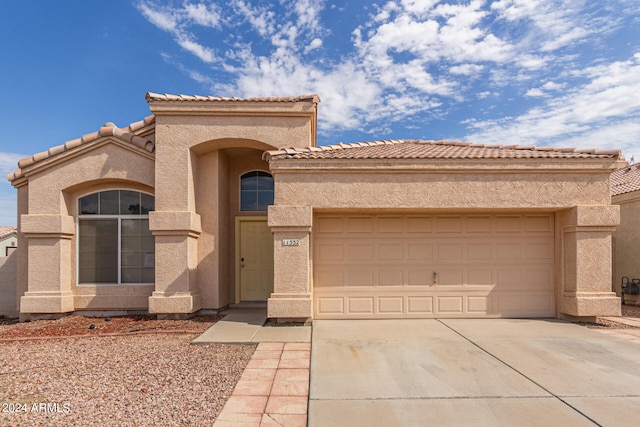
[148,211,202,314]
[560,206,620,317]
[267,206,312,319]
[19,214,75,314]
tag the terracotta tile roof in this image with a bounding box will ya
[265,139,622,161]
[0,226,16,239]
[611,164,640,196]
[7,116,155,182]
[145,92,320,104]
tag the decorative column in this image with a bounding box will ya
[148,211,202,315]
[267,206,313,320]
[19,214,75,314]
[561,205,621,318]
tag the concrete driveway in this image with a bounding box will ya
[309,319,640,427]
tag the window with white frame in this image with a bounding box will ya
[78,190,155,284]
[240,171,274,211]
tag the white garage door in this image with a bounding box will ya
[314,214,555,319]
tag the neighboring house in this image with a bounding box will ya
[612,164,640,305]
[0,226,17,317]
[0,226,17,256]
[5,92,625,321]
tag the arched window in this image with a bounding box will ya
[240,171,274,211]
[78,190,155,284]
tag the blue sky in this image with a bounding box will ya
[1,0,639,225]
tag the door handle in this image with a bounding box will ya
[241,257,245,268]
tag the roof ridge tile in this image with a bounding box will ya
[10,116,156,182]
[146,92,320,103]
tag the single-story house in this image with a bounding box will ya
[612,164,640,304]
[0,226,17,257]
[5,92,624,321]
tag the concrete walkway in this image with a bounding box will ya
[193,308,311,344]
[309,319,640,427]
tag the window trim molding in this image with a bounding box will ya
[76,189,155,286]
[239,169,274,212]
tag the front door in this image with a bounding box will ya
[239,220,274,301]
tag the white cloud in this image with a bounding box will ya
[449,63,484,75]
[232,0,276,37]
[304,38,323,54]
[176,34,215,63]
[0,152,25,177]
[137,2,178,32]
[524,88,545,97]
[183,3,221,28]
[136,0,639,150]
[465,53,640,155]
[137,1,219,63]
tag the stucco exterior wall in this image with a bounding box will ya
[147,98,317,314]
[612,191,640,304]
[16,141,155,315]
[272,169,611,209]
[266,161,620,320]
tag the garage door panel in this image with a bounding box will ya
[316,269,344,287]
[379,243,403,260]
[378,269,404,286]
[408,269,432,286]
[317,243,344,260]
[525,215,553,232]
[437,296,464,314]
[436,269,463,286]
[349,297,374,314]
[495,216,521,232]
[525,242,554,259]
[468,243,492,260]
[467,216,493,232]
[378,217,404,232]
[347,270,374,286]
[316,297,344,315]
[407,217,433,232]
[496,242,522,260]
[467,268,493,286]
[437,243,463,260]
[408,243,433,260]
[378,297,404,314]
[467,296,490,314]
[314,213,555,319]
[346,217,373,233]
[408,296,433,313]
[496,268,523,288]
[436,216,464,232]
[316,217,343,233]
[348,244,373,260]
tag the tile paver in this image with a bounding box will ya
[214,342,310,427]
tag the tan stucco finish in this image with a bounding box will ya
[266,157,621,320]
[6,92,622,321]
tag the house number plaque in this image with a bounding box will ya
[282,239,300,246]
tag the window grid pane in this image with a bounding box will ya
[78,219,118,283]
[240,172,274,212]
[78,191,155,285]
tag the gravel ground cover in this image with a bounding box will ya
[0,314,220,339]
[0,315,256,426]
[575,304,640,329]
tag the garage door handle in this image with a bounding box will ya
[433,271,437,285]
